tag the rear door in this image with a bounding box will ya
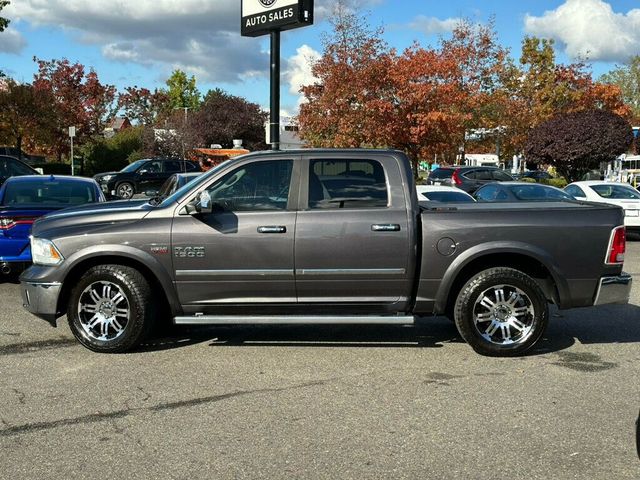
[294,154,413,311]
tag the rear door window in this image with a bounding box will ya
[474,170,493,181]
[165,161,183,173]
[308,159,388,209]
[565,185,586,198]
[492,171,513,181]
[475,185,501,201]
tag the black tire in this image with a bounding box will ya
[453,267,548,357]
[67,265,156,353]
[116,182,135,199]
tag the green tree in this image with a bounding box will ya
[165,69,200,112]
[524,109,633,182]
[81,126,144,175]
[600,56,640,122]
[0,0,10,33]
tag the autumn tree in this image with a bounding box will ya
[438,19,511,160]
[33,58,118,160]
[524,109,633,182]
[0,79,56,159]
[118,86,169,125]
[600,56,640,122]
[189,88,267,150]
[298,7,396,149]
[502,37,630,156]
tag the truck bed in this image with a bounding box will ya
[415,201,625,313]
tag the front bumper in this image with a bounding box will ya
[21,280,62,326]
[593,273,633,306]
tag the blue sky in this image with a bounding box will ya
[2,0,639,117]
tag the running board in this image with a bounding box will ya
[173,315,416,326]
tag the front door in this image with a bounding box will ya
[294,155,413,311]
[172,158,299,309]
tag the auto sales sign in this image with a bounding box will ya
[241,0,314,37]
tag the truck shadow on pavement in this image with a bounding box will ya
[139,303,640,355]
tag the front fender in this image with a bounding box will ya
[433,241,570,312]
[58,245,181,317]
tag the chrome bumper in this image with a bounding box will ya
[593,274,633,306]
[21,281,62,326]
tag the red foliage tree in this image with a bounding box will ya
[524,109,633,181]
[33,58,117,160]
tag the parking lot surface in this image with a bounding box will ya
[1,244,639,480]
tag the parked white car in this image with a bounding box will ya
[416,185,475,202]
[565,181,640,233]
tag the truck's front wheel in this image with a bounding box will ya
[67,265,155,353]
[453,267,548,357]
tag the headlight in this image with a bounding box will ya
[30,237,64,266]
[100,175,115,182]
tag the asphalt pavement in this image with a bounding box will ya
[1,244,639,479]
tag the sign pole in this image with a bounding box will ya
[69,126,76,176]
[270,30,281,151]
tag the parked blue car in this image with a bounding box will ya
[0,175,105,275]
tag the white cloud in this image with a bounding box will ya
[524,0,640,62]
[284,44,321,103]
[0,28,27,54]
[408,15,461,35]
[4,0,380,83]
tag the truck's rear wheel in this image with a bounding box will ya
[453,267,548,356]
[67,265,155,353]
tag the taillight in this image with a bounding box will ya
[0,217,35,230]
[606,226,626,265]
[452,169,463,186]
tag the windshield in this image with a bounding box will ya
[2,180,97,206]
[158,159,233,208]
[509,185,573,201]
[121,160,147,173]
[420,191,474,202]
[591,184,640,200]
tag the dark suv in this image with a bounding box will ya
[94,158,201,199]
[427,166,514,193]
[0,155,40,186]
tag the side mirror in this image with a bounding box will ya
[139,169,149,175]
[198,190,212,214]
[184,190,214,215]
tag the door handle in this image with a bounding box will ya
[257,226,287,234]
[371,224,401,232]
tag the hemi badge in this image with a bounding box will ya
[150,246,169,255]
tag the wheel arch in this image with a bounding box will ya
[435,243,569,315]
[56,248,181,319]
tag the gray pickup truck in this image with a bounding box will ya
[20,149,632,356]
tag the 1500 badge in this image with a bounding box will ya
[174,246,205,258]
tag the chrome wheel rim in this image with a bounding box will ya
[118,184,133,198]
[77,281,130,342]
[472,284,535,346]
